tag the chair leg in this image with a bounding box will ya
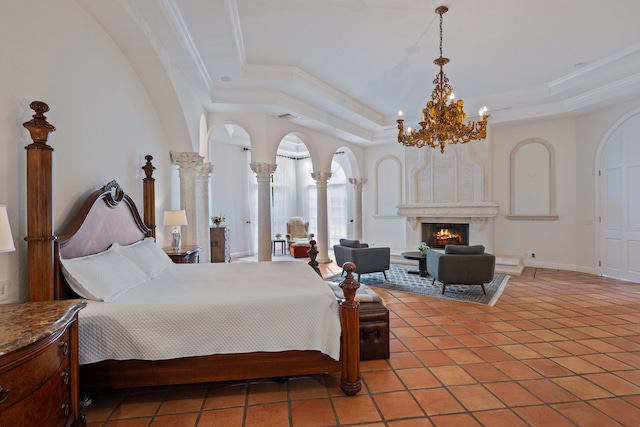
[383,271,388,281]
[442,284,446,294]
[431,277,436,286]
[480,284,486,295]
[357,273,361,283]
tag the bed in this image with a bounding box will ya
[22,101,361,396]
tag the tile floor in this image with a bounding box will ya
[83,260,640,426]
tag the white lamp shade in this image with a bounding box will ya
[163,210,188,227]
[0,205,15,253]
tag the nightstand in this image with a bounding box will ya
[163,245,201,264]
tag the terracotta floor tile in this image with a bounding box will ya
[493,360,543,380]
[428,335,465,349]
[103,419,153,427]
[551,356,605,374]
[524,342,571,357]
[290,399,336,427]
[552,376,613,400]
[396,367,441,390]
[453,334,491,348]
[413,350,456,367]
[471,409,529,427]
[246,381,288,405]
[447,384,505,411]
[429,365,477,386]
[580,354,634,371]
[332,395,382,425]
[442,348,484,364]
[362,370,406,393]
[393,326,423,338]
[512,405,575,427]
[411,388,465,416]
[551,401,623,427]
[589,397,640,426]
[484,381,543,407]
[429,413,482,427]
[387,419,434,427]
[583,373,640,396]
[157,387,206,415]
[523,358,574,377]
[244,402,289,427]
[108,392,165,419]
[388,351,424,370]
[361,358,391,372]
[498,343,544,359]
[520,379,580,403]
[471,346,516,363]
[527,329,568,341]
[612,369,640,386]
[400,337,438,352]
[373,391,425,421]
[476,332,518,345]
[197,407,245,427]
[462,363,511,383]
[288,376,329,400]
[577,338,627,353]
[150,413,198,427]
[553,340,599,355]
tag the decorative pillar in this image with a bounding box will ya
[348,178,366,241]
[250,162,277,261]
[23,101,56,301]
[311,171,332,264]
[142,155,156,238]
[197,162,214,263]
[170,152,203,247]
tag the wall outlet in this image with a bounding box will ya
[531,253,536,258]
[0,280,8,301]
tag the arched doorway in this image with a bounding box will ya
[598,111,640,282]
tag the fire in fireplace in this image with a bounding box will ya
[422,223,469,248]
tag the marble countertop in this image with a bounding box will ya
[0,299,87,355]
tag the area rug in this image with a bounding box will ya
[325,264,509,306]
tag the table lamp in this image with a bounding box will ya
[0,205,15,253]
[163,210,187,251]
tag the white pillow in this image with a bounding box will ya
[60,247,147,302]
[113,237,174,278]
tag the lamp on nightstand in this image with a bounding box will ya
[0,205,15,253]
[163,210,187,251]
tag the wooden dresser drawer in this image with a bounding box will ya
[0,328,69,412]
[0,357,72,426]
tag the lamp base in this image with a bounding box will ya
[170,228,181,251]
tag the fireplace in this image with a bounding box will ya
[422,223,469,248]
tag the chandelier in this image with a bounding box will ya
[397,5,489,154]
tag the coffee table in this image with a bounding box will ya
[401,251,429,277]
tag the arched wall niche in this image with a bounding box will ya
[508,137,558,220]
[374,155,402,217]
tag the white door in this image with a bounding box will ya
[599,113,640,282]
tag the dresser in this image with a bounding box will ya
[0,300,87,427]
[210,226,230,262]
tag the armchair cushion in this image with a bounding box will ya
[339,238,361,248]
[444,244,484,255]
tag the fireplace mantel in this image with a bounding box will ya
[397,202,499,219]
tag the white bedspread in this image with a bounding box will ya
[78,261,341,364]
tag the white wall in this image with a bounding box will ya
[0,1,191,302]
[492,118,577,270]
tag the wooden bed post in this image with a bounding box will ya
[142,155,156,238]
[23,101,56,301]
[339,262,362,396]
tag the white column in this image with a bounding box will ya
[197,162,214,263]
[250,162,277,262]
[311,171,331,264]
[170,152,203,247]
[348,178,366,241]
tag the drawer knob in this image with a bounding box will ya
[62,403,70,417]
[61,372,70,385]
[59,341,69,356]
[0,386,9,403]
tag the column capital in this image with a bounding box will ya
[197,162,214,180]
[250,162,277,181]
[311,171,331,187]
[170,151,203,171]
[348,178,367,190]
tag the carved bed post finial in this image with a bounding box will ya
[307,240,321,276]
[23,101,56,144]
[338,262,362,396]
[23,101,56,301]
[142,155,156,238]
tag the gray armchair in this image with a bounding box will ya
[427,245,495,294]
[333,239,390,282]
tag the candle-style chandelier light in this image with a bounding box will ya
[397,5,489,154]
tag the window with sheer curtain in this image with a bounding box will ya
[327,161,347,247]
[271,156,296,239]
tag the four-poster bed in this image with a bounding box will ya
[22,101,361,397]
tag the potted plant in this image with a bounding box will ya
[418,242,429,254]
[211,213,226,227]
